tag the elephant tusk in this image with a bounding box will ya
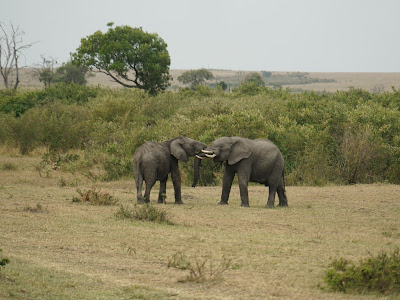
[195,155,204,160]
[201,149,214,154]
[205,154,216,158]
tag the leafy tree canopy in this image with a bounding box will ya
[243,72,265,86]
[37,60,89,87]
[178,69,214,89]
[55,61,89,85]
[71,24,171,95]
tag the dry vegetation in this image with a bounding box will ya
[12,68,400,92]
[1,149,399,299]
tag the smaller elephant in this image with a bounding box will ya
[195,136,287,208]
[133,136,206,204]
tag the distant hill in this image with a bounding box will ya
[6,68,400,93]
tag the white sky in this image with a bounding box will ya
[2,0,400,72]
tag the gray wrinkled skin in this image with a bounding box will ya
[198,136,288,208]
[133,136,206,204]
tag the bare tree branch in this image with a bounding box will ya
[94,66,145,89]
[0,22,36,90]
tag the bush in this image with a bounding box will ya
[324,248,400,295]
[0,89,45,117]
[116,204,173,225]
[168,251,232,283]
[4,103,91,154]
[73,187,118,206]
[0,249,10,268]
[43,83,98,104]
[1,86,400,185]
[84,122,136,181]
[0,83,98,117]
[6,108,44,154]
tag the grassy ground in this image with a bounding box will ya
[1,150,400,299]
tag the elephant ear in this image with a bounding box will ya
[170,138,189,162]
[228,139,252,165]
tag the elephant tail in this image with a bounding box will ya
[133,157,143,190]
[282,168,286,192]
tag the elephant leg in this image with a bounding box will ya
[143,179,156,203]
[136,174,144,204]
[277,185,288,207]
[267,185,277,208]
[237,173,250,207]
[220,166,235,205]
[171,168,183,204]
[158,176,168,203]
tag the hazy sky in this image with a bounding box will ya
[2,0,400,72]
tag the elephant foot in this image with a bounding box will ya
[157,199,166,204]
[218,201,228,205]
[278,202,288,207]
[266,203,275,209]
[174,200,184,205]
[240,203,250,207]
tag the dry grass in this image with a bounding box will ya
[1,152,400,299]
[287,72,400,92]
[7,68,400,92]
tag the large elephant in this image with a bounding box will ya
[194,136,287,208]
[133,136,206,204]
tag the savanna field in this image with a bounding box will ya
[1,80,400,299]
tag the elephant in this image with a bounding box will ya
[133,136,206,204]
[194,136,287,208]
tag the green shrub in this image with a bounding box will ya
[40,104,91,152]
[324,248,400,295]
[7,108,44,154]
[0,89,46,117]
[84,122,136,181]
[101,148,133,181]
[233,81,265,96]
[5,103,91,154]
[0,249,10,268]
[0,83,98,118]
[1,85,400,185]
[42,83,98,104]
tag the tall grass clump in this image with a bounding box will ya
[168,251,232,283]
[73,187,118,206]
[324,248,400,295]
[116,204,174,225]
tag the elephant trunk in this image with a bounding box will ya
[192,156,203,188]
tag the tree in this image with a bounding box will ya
[243,72,265,86]
[177,69,214,90]
[35,58,89,87]
[55,61,89,85]
[218,81,228,91]
[36,56,58,87]
[72,24,171,94]
[261,71,272,78]
[0,22,35,90]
